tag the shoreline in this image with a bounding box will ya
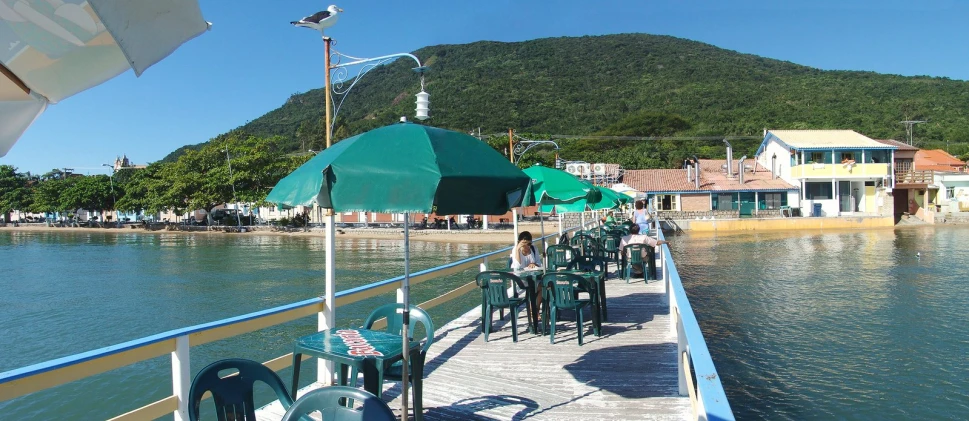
[0,222,565,245]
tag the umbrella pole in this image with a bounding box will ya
[540,209,546,256]
[558,213,563,243]
[401,213,411,419]
[319,211,336,385]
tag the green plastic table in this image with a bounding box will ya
[290,328,419,399]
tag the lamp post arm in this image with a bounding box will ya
[513,140,561,162]
[328,49,427,130]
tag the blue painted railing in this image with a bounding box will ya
[658,229,735,420]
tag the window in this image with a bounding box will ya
[946,187,955,199]
[760,192,788,209]
[712,193,738,210]
[656,194,678,211]
[805,182,832,200]
[811,152,825,163]
[840,152,855,163]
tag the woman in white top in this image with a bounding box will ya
[632,200,651,233]
[510,231,543,270]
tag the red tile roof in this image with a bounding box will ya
[915,149,966,173]
[623,160,797,193]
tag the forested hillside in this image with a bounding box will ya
[165,33,969,167]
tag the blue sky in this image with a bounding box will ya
[3,0,968,175]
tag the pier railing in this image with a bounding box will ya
[0,219,733,421]
[659,229,735,421]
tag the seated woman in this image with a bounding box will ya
[510,231,542,271]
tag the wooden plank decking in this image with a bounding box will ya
[259,270,690,420]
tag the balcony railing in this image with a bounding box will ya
[895,170,934,184]
[790,162,891,178]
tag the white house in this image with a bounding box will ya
[756,130,896,217]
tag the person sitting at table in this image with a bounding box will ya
[619,224,668,276]
[510,231,542,271]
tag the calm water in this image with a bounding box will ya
[3,228,968,420]
[672,226,969,421]
[0,231,503,420]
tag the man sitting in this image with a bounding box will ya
[619,224,668,276]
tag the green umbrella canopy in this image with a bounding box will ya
[540,180,625,212]
[266,122,531,215]
[522,164,598,207]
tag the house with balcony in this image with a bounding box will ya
[756,130,895,217]
[915,149,969,221]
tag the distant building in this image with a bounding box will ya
[756,130,895,217]
[111,155,147,171]
[622,158,798,219]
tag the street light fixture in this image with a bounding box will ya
[223,147,243,229]
[101,163,119,227]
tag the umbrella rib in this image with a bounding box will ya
[0,62,30,96]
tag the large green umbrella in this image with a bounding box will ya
[266,122,530,413]
[522,165,599,250]
[541,181,628,213]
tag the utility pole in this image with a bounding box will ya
[900,120,926,146]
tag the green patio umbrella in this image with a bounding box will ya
[522,165,600,250]
[541,181,628,213]
[266,122,530,411]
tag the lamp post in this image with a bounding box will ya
[311,33,429,408]
[223,146,243,229]
[101,164,118,227]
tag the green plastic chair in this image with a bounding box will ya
[546,244,577,271]
[476,271,529,342]
[566,255,609,323]
[570,233,597,256]
[280,386,395,421]
[541,272,595,346]
[362,303,435,421]
[622,244,646,283]
[600,234,622,272]
[189,358,294,421]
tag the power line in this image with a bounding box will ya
[900,120,927,146]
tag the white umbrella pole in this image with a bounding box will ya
[401,213,411,419]
[319,211,336,384]
[558,213,563,244]
[512,208,520,242]
[540,208,547,256]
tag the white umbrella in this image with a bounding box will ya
[0,0,210,157]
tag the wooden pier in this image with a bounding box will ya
[259,274,691,420]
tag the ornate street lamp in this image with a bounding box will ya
[295,13,429,415]
[101,163,118,227]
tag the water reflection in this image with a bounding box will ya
[673,226,969,420]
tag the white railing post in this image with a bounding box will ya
[677,321,688,396]
[172,335,190,421]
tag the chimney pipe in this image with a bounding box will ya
[771,154,777,179]
[738,155,747,184]
[694,158,700,189]
[686,164,693,182]
[723,139,734,179]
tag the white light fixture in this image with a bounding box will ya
[415,90,430,121]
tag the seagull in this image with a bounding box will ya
[291,5,343,34]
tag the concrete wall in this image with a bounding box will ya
[673,216,894,232]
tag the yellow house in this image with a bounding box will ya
[756,130,895,217]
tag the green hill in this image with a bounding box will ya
[165,33,969,164]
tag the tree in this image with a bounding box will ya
[0,165,30,222]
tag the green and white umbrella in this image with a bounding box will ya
[266,122,530,414]
[522,164,600,250]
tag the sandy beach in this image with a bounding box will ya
[0,222,565,245]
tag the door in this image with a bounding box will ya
[839,181,852,212]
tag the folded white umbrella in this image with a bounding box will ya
[0,0,210,157]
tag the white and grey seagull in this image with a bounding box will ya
[291,5,343,34]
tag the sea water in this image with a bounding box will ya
[673,226,969,421]
[0,231,500,420]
